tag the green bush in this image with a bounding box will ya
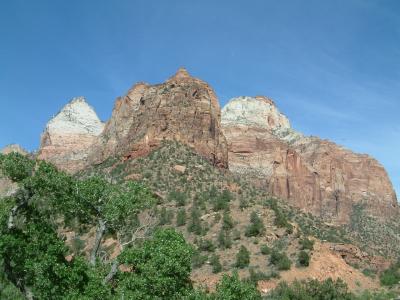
[260,244,271,255]
[299,237,314,251]
[222,211,234,230]
[270,249,291,270]
[235,245,250,268]
[380,261,400,286]
[266,278,354,300]
[176,208,187,226]
[210,254,222,273]
[245,212,265,237]
[192,249,208,269]
[197,239,216,252]
[218,228,232,249]
[298,250,310,267]
[188,207,203,235]
[214,273,261,300]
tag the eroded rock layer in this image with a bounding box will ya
[222,96,398,223]
[88,68,228,168]
[38,97,104,173]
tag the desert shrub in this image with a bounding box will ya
[192,249,208,269]
[176,208,187,226]
[247,268,270,284]
[222,211,234,230]
[298,250,310,267]
[266,278,354,300]
[159,207,173,225]
[197,239,216,252]
[270,249,291,270]
[168,190,187,207]
[188,207,203,235]
[245,212,265,237]
[218,229,232,249]
[260,244,271,255]
[210,254,222,274]
[299,237,314,250]
[235,245,250,268]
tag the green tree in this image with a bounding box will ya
[222,211,234,230]
[235,245,250,268]
[116,228,193,299]
[214,273,261,300]
[218,228,232,249]
[210,254,222,274]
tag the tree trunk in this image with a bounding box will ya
[103,259,119,284]
[90,218,106,266]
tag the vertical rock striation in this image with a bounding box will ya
[222,96,398,223]
[88,68,228,168]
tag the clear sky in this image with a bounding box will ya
[0,0,399,197]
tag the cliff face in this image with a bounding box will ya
[38,97,104,173]
[88,68,228,168]
[222,96,398,223]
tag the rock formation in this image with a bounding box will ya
[38,97,104,173]
[222,96,398,223]
[88,68,228,168]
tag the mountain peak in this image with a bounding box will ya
[167,67,192,81]
[221,96,290,131]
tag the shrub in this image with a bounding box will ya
[298,250,310,267]
[245,212,265,237]
[299,237,314,251]
[159,207,173,225]
[266,278,354,300]
[235,245,250,268]
[176,208,187,226]
[210,254,222,274]
[197,239,216,252]
[260,244,271,255]
[188,207,203,235]
[380,261,400,286]
[222,211,234,230]
[214,273,261,300]
[270,249,291,270]
[247,268,270,284]
[192,249,208,269]
[168,190,187,207]
[218,229,232,249]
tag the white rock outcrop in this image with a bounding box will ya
[38,97,104,173]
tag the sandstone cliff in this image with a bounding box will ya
[88,68,228,168]
[38,97,104,173]
[222,96,398,223]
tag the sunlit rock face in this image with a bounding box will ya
[88,68,228,168]
[38,97,104,173]
[222,96,398,223]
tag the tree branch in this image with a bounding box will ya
[89,218,106,266]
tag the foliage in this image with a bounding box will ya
[168,190,187,207]
[188,207,203,235]
[270,249,291,270]
[222,210,234,230]
[299,237,314,251]
[0,152,34,182]
[218,228,232,249]
[210,254,222,274]
[213,272,261,300]
[298,250,310,267]
[265,278,354,300]
[379,260,400,287]
[260,244,271,255]
[116,228,194,299]
[245,211,265,237]
[235,245,250,268]
[176,208,187,226]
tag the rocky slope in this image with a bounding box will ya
[87,68,228,168]
[37,97,104,173]
[222,96,398,223]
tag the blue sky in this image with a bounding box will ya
[0,0,399,197]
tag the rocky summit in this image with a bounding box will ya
[38,97,104,173]
[222,96,398,223]
[34,69,398,224]
[87,68,228,168]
